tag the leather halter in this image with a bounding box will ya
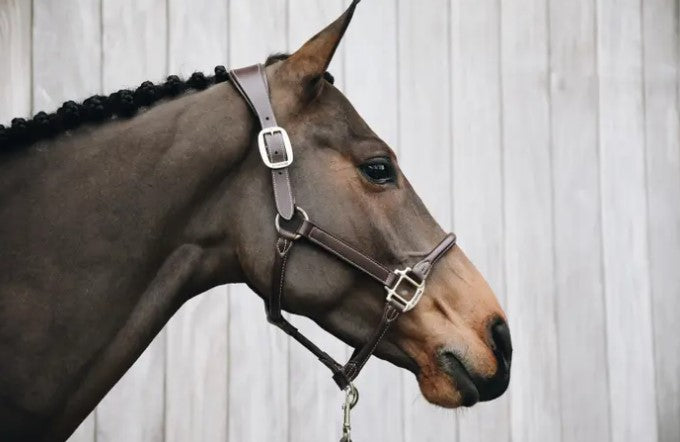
[229,64,456,390]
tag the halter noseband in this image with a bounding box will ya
[228,64,456,390]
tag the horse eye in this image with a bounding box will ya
[359,158,396,184]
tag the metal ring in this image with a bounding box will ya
[274,207,309,240]
[345,383,359,409]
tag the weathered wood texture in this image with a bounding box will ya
[0,1,677,440]
[642,1,680,441]
[500,0,561,440]
[0,0,31,124]
[597,0,659,440]
[549,0,611,440]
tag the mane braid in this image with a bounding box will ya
[0,66,231,153]
[0,60,335,154]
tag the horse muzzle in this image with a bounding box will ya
[437,318,512,406]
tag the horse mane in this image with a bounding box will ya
[0,54,334,154]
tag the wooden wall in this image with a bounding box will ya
[1,0,678,440]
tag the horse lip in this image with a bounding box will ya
[437,349,480,406]
[374,341,420,375]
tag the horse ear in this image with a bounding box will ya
[279,0,360,97]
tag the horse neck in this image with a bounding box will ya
[0,82,254,302]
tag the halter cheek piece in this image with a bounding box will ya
[228,64,456,390]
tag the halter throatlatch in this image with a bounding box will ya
[228,64,457,390]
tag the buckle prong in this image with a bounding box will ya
[258,126,293,169]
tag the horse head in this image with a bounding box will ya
[228,2,511,407]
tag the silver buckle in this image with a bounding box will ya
[258,126,293,169]
[385,268,425,313]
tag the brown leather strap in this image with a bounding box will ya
[269,237,345,376]
[271,210,457,389]
[277,215,396,286]
[268,234,400,389]
[336,303,400,387]
[228,64,296,220]
[410,233,456,282]
[228,63,458,391]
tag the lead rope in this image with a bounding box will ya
[340,384,359,442]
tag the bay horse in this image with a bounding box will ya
[0,2,511,440]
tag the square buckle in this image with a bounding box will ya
[385,267,425,313]
[258,126,293,169]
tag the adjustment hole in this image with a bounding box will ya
[265,117,270,120]
[274,151,278,154]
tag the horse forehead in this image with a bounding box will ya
[302,89,386,154]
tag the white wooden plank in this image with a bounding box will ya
[164,0,229,440]
[33,0,101,113]
[641,0,680,441]
[548,0,612,441]
[32,2,101,440]
[450,0,510,441]
[101,0,168,93]
[596,0,659,439]
[500,0,562,440]
[0,0,31,125]
[94,1,168,441]
[286,2,348,441]
[343,1,405,441]
[167,0,228,75]
[227,2,289,441]
[397,1,456,441]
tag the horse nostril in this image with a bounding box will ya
[490,319,513,369]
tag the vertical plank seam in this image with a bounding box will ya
[593,0,615,439]
[497,0,512,440]
[165,0,170,79]
[30,0,34,115]
[639,0,662,436]
[544,0,564,441]
[677,0,680,222]
[395,0,403,161]
[99,0,104,93]
[592,0,613,439]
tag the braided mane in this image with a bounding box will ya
[0,54,334,154]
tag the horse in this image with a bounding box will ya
[0,2,511,440]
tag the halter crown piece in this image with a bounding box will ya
[228,65,456,437]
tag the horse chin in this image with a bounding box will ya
[398,344,481,408]
[416,360,480,408]
[418,358,480,408]
[375,342,478,408]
